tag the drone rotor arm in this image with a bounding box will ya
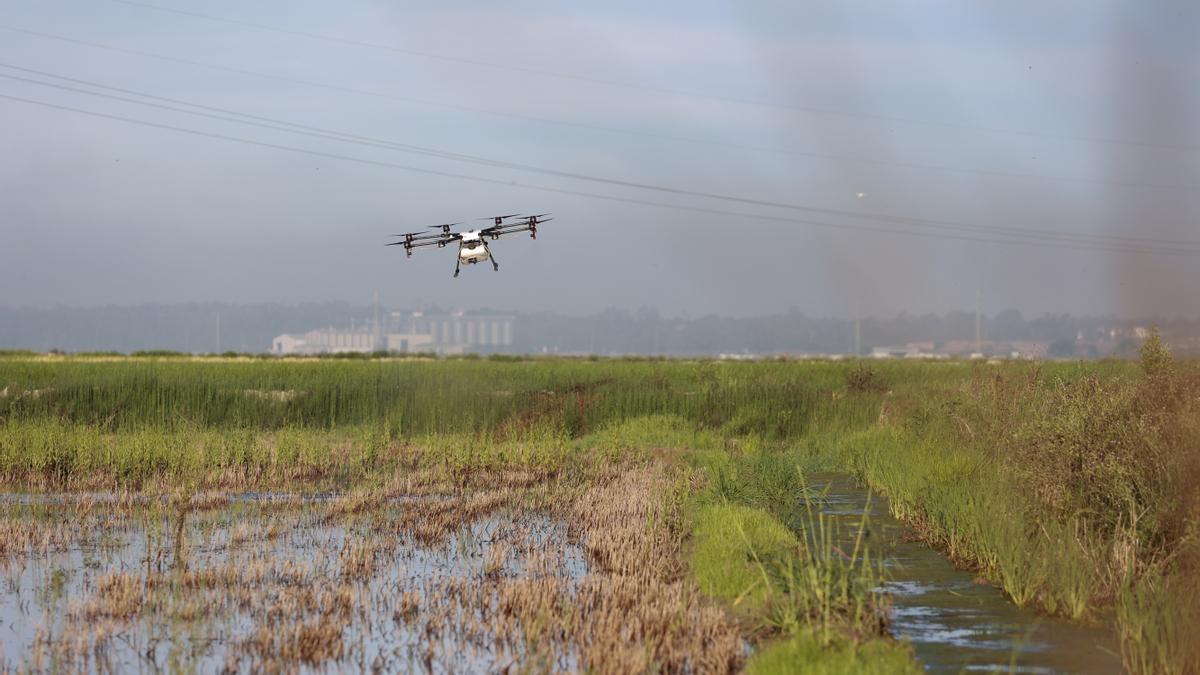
[487,217,551,233]
[480,225,530,238]
[387,233,461,252]
[391,233,444,243]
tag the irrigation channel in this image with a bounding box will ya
[806,472,1121,673]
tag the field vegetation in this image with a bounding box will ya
[0,342,1195,672]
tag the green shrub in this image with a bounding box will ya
[1139,326,1172,375]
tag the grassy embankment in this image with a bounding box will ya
[0,347,1196,672]
[810,339,1200,674]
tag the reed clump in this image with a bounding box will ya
[821,345,1199,673]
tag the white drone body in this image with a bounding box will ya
[388,214,551,278]
[456,231,492,265]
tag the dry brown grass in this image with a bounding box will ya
[1,458,748,673]
[248,618,346,665]
[563,466,743,672]
[339,539,381,581]
[77,572,143,620]
[0,518,77,560]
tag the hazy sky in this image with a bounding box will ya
[1,0,1197,318]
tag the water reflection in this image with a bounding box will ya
[805,473,1121,674]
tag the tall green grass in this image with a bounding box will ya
[0,353,1195,672]
[687,437,915,672]
[810,352,1200,674]
[0,356,958,439]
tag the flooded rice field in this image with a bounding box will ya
[0,468,744,673]
[807,473,1123,674]
[1,497,585,671]
[0,472,1122,673]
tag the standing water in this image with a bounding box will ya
[807,473,1121,673]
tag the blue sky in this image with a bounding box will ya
[1,0,1197,317]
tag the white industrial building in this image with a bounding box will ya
[271,311,514,355]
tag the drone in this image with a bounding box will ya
[387,213,551,277]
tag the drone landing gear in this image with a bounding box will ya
[485,243,499,271]
[453,255,461,278]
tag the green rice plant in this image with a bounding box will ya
[576,413,722,464]
[1115,566,1195,675]
[690,448,892,656]
[766,475,887,645]
[745,629,919,675]
[691,501,800,608]
[1038,518,1099,620]
[414,422,577,473]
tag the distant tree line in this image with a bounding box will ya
[513,308,1199,356]
[0,302,363,354]
[0,303,1196,356]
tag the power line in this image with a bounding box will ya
[3,64,1197,252]
[2,25,1192,196]
[1,91,1196,259]
[108,0,1197,154]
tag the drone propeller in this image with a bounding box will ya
[390,231,446,245]
[424,221,462,233]
[521,213,551,226]
[478,213,523,226]
[389,220,461,238]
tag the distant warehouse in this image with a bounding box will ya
[272,311,514,356]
